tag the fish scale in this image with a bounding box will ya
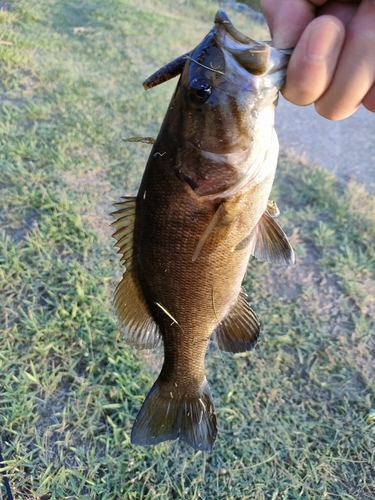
[111,9,295,452]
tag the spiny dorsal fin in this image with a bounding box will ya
[247,211,295,265]
[111,197,136,268]
[131,378,217,452]
[111,197,161,349]
[212,290,260,353]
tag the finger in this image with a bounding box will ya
[261,0,315,47]
[363,83,375,113]
[317,0,360,25]
[315,0,375,120]
[282,16,345,106]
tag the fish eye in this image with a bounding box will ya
[189,77,212,105]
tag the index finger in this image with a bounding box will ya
[261,0,316,47]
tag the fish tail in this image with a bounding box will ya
[131,378,217,452]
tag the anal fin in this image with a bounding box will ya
[245,211,295,265]
[213,290,260,353]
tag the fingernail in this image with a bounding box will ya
[306,21,342,61]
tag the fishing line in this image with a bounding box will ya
[186,56,225,75]
[0,450,13,500]
[211,287,220,324]
[154,302,184,332]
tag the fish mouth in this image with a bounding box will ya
[213,9,270,75]
[214,9,255,45]
[213,9,291,77]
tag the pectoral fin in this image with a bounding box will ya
[111,197,161,349]
[192,206,222,262]
[212,290,260,353]
[246,211,295,266]
[192,203,233,262]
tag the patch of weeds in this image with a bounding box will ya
[0,1,373,499]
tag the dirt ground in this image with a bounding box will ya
[276,97,375,194]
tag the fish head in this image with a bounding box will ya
[176,9,291,157]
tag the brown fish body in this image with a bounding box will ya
[112,10,294,451]
[137,137,274,378]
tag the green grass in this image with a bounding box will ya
[0,0,374,499]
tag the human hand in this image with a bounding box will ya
[261,0,375,120]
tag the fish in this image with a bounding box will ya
[111,9,294,452]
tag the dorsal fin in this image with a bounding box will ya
[114,270,162,349]
[111,197,161,349]
[212,290,260,353]
[111,197,137,268]
[247,211,295,265]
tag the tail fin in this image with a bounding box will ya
[131,378,217,452]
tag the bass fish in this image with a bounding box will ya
[112,10,294,452]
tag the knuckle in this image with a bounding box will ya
[284,63,324,106]
[314,100,354,121]
[347,20,375,52]
[363,89,375,113]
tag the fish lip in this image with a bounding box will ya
[278,48,294,56]
[213,10,271,75]
[214,9,264,51]
[214,9,255,45]
[266,47,292,75]
[213,10,293,77]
